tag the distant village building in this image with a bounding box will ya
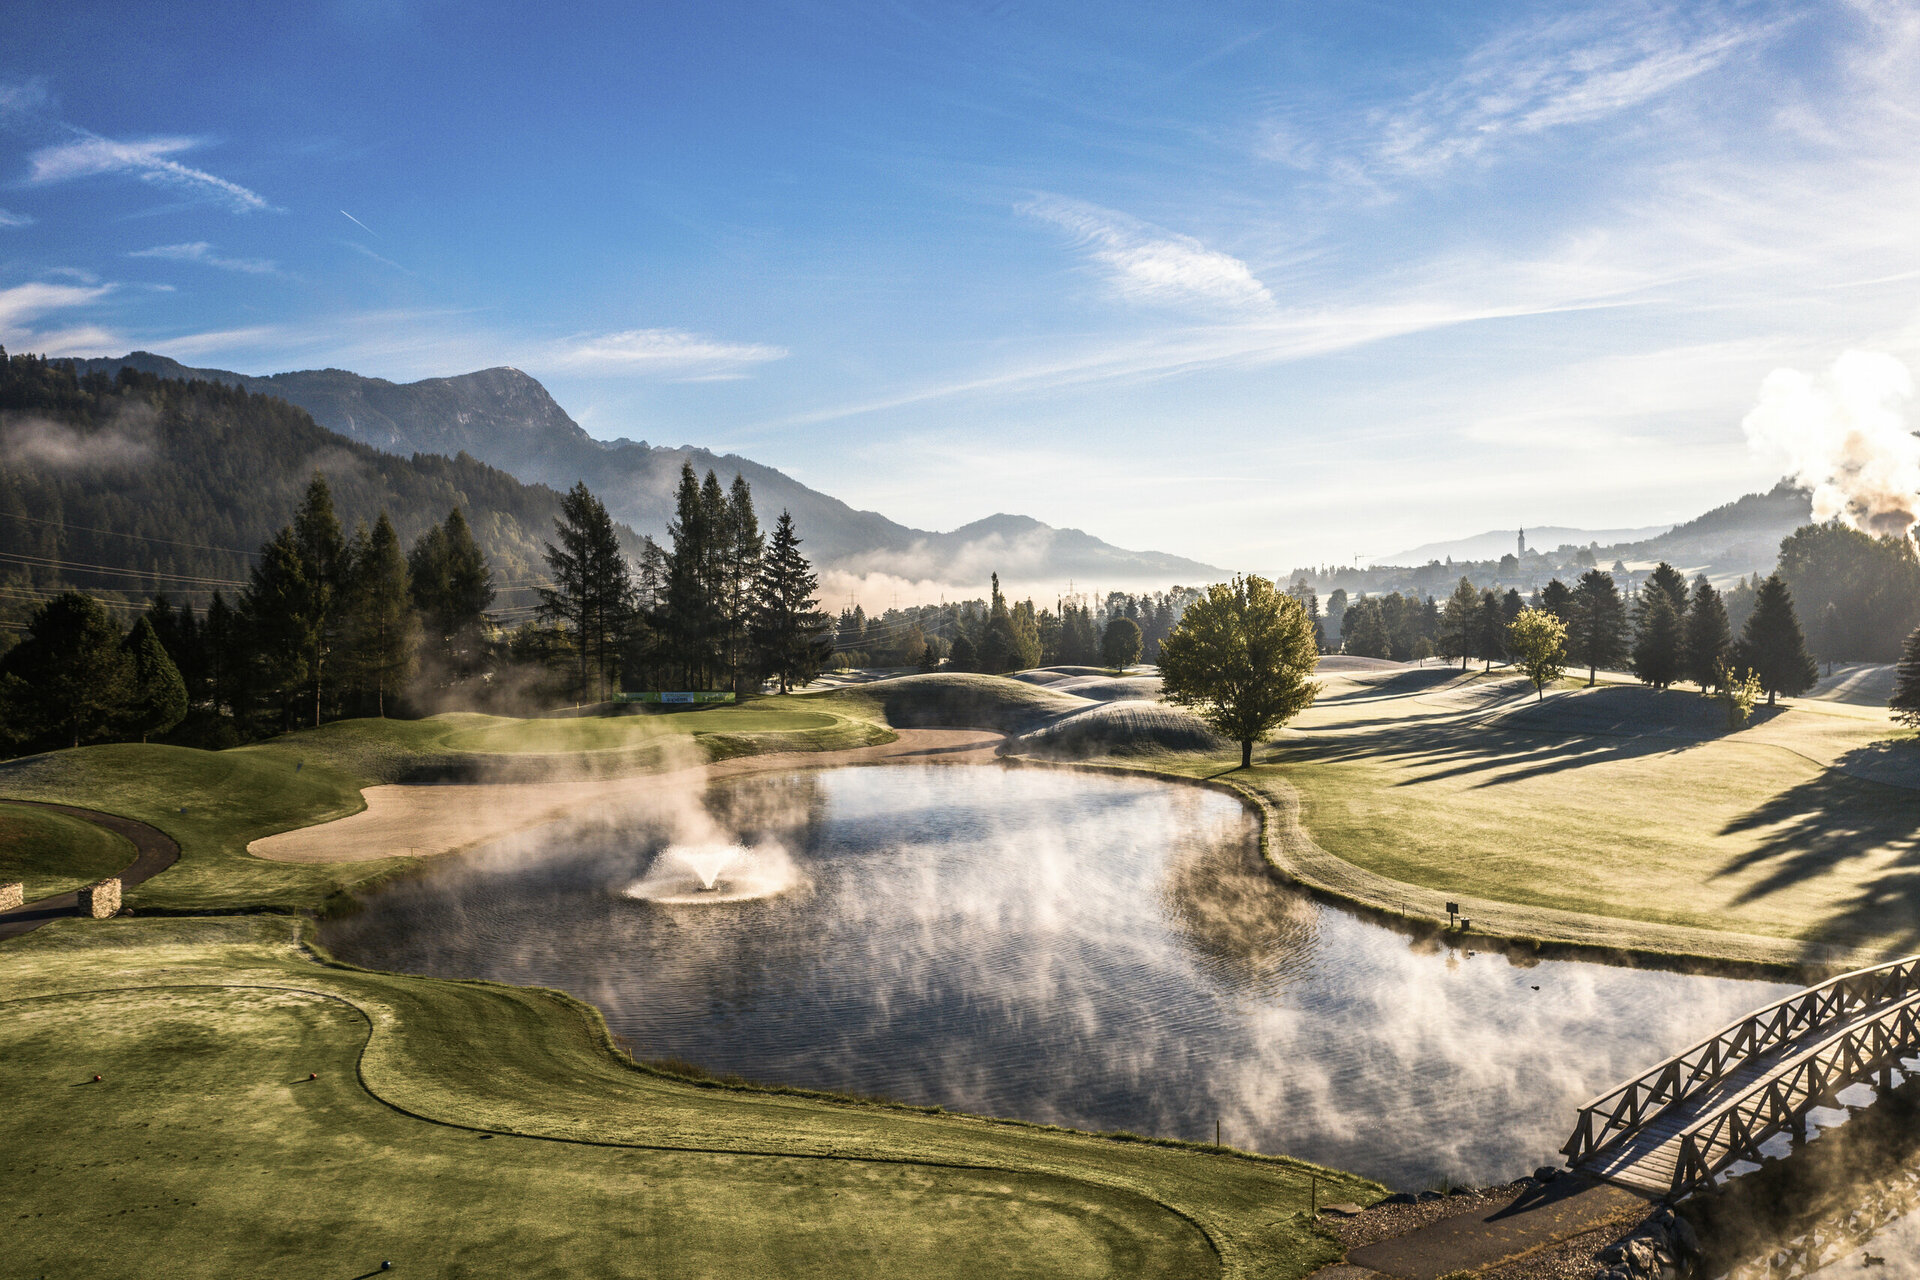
[1518,528,1528,557]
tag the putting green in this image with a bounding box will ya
[439,708,842,752]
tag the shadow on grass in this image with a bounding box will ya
[1713,757,1920,954]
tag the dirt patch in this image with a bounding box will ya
[249,729,1003,864]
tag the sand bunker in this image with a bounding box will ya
[250,728,1002,864]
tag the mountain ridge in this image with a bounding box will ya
[62,352,1224,590]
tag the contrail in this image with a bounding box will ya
[340,209,379,238]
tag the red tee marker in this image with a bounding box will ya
[92,1074,101,1082]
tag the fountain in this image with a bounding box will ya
[623,841,800,904]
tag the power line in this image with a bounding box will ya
[0,510,259,560]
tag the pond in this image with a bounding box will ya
[321,764,1796,1189]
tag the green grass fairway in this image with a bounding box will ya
[439,707,842,752]
[1131,669,1920,967]
[0,802,134,899]
[1,918,1378,1278]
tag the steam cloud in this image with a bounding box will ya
[1743,350,1920,538]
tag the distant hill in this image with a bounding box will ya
[63,353,1223,591]
[1602,481,1813,578]
[1384,525,1670,565]
[0,353,644,626]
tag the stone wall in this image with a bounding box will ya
[0,882,22,910]
[77,877,121,918]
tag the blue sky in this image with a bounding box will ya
[3,0,1918,574]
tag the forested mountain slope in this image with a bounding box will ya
[0,351,643,634]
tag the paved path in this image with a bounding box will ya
[1338,1178,1650,1280]
[0,801,180,942]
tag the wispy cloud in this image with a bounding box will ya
[0,278,122,356]
[26,133,275,213]
[1020,196,1273,312]
[339,239,412,274]
[0,208,32,228]
[1371,5,1782,175]
[129,241,280,275]
[549,328,789,379]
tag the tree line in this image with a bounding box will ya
[0,463,836,756]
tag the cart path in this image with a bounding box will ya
[0,801,180,941]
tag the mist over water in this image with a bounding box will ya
[323,765,1794,1189]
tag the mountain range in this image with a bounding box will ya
[64,353,1223,595]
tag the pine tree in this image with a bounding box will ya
[1568,568,1628,685]
[662,464,726,687]
[1889,624,1920,727]
[1644,561,1689,615]
[409,508,495,681]
[1438,577,1479,669]
[1475,589,1507,670]
[538,481,634,703]
[1738,573,1817,707]
[1539,578,1574,624]
[121,615,187,742]
[244,526,318,730]
[1682,579,1733,691]
[979,574,1035,673]
[721,475,764,692]
[0,592,136,749]
[343,513,418,716]
[1630,590,1684,689]
[290,473,346,727]
[947,632,978,672]
[750,510,834,693]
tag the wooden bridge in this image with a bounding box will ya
[1561,955,1920,1199]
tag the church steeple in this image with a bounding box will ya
[1518,528,1527,557]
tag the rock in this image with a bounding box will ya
[1380,1192,1417,1205]
[1670,1215,1700,1258]
[0,882,22,910]
[1416,1190,1442,1202]
[1317,1203,1367,1218]
[1600,1243,1627,1265]
[77,877,120,919]
[1534,1165,1562,1182]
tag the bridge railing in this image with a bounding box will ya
[1668,992,1920,1196]
[1563,955,1920,1164]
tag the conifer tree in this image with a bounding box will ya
[947,632,978,672]
[722,475,764,691]
[750,510,833,693]
[1539,578,1574,624]
[662,464,727,687]
[1644,561,1689,615]
[538,481,634,703]
[203,590,244,717]
[1737,573,1817,706]
[121,614,187,742]
[290,474,346,726]
[1102,616,1143,672]
[1889,624,1920,727]
[1438,577,1479,669]
[244,526,318,729]
[1568,568,1628,684]
[344,513,418,716]
[1682,579,1733,691]
[1630,590,1684,689]
[1475,589,1507,670]
[0,592,136,749]
[979,574,1038,673]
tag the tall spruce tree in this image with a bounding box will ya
[1475,589,1507,670]
[722,474,764,693]
[344,513,418,716]
[979,574,1037,673]
[244,525,319,730]
[1737,573,1817,706]
[750,510,833,693]
[121,614,187,742]
[409,508,495,680]
[289,474,346,727]
[1568,568,1628,685]
[1438,577,1479,669]
[1630,590,1684,689]
[1890,624,1920,727]
[661,464,727,687]
[1682,579,1733,692]
[0,592,136,750]
[538,482,634,703]
[1539,578,1574,624]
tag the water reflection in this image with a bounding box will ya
[323,765,1794,1189]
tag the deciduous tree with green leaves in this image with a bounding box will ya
[1157,575,1320,769]
[1507,607,1567,702]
